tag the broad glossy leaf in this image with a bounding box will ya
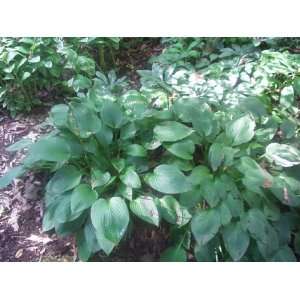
[208,143,225,171]
[50,104,69,128]
[222,222,250,261]
[191,209,221,246]
[24,136,71,165]
[165,140,195,160]
[101,101,123,128]
[146,164,192,194]
[266,143,300,167]
[71,184,98,214]
[71,103,102,138]
[271,246,297,262]
[91,197,129,244]
[46,165,82,196]
[120,167,141,189]
[130,196,159,226]
[158,195,191,226]
[245,208,268,242]
[154,121,193,142]
[125,144,147,157]
[226,114,255,146]
[91,169,111,188]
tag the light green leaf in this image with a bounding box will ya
[71,184,98,214]
[130,196,159,226]
[266,143,300,167]
[208,143,225,171]
[146,164,192,194]
[50,104,69,128]
[226,114,255,146]
[165,140,195,160]
[125,144,147,157]
[158,195,191,226]
[154,121,194,142]
[120,167,141,189]
[280,86,294,108]
[91,169,111,188]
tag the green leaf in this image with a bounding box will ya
[91,169,111,188]
[191,209,221,246]
[280,86,294,108]
[226,114,255,146]
[120,167,141,189]
[125,144,147,157]
[6,138,33,152]
[91,197,129,244]
[145,164,192,194]
[222,222,250,261]
[154,121,194,142]
[165,140,195,160]
[50,104,69,128]
[271,246,297,262]
[24,136,71,165]
[245,208,268,242]
[158,195,191,226]
[189,166,212,186]
[0,165,25,189]
[208,143,225,171]
[46,165,82,196]
[130,196,159,226]
[70,103,102,138]
[266,143,300,167]
[120,123,136,140]
[71,184,98,214]
[101,101,123,128]
[160,246,187,262]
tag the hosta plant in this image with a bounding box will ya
[1,80,300,261]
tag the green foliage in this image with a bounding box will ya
[1,37,300,261]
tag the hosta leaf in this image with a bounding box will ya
[6,138,33,152]
[71,103,102,138]
[226,114,255,146]
[125,144,147,157]
[130,196,159,226]
[145,164,192,194]
[160,246,187,262]
[271,246,297,262]
[208,143,225,171]
[120,122,137,140]
[76,221,101,261]
[245,208,268,242]
[189,166,212,186]
[191,209,221,246]
[154,121,193,142]
[0,165,26,189]
[158,195,191,226]
[46,165,82,196]
[280,86,294,108]
[165,140,195,160]
[50,104,69,128]
[266,143,300,167]
[24,136,71,165]
[120,167,141,189]
[222,222,250,261]
[71,184,98,214]
[91,169,111,188]
[101,101,124,128]
[91,197,129,244]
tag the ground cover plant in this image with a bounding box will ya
[1,37,300,261]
